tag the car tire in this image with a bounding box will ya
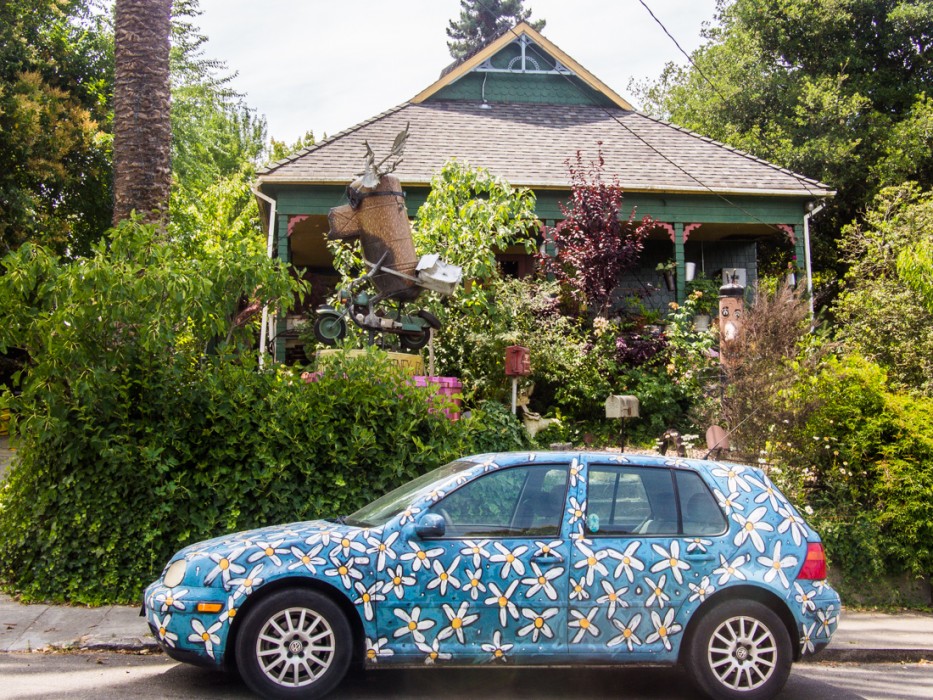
[235,588,352,700]
[684,599,792,700]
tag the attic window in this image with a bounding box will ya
[475,35,573,76]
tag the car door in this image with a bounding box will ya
[378,461,572,664]
[569,461,705,661]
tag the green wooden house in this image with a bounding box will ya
[254,22,833,363]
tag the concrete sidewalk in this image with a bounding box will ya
[1,592,931,661]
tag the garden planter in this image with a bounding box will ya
[663,270,675,292]
[685,262,697,281]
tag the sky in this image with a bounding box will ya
[196,0,720,144]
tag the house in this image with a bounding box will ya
[253,22,833,363]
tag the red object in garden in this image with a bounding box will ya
[413,376,463,420]
[505,345,531,376]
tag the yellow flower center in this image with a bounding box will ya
[773,562,781,570]
[538,576,546,585]
[430,651,438,659]
[624,629,632,638]
[362,593,371,603]
[745,522,755,532]
[341,538,350,548]
[534,617,544,629]
[264,547,273,556]
[302,556,310,564]
[338,566,348,576]
[669,558,677,567]
[506,554,515,563]
[393,576,401,585]
[472,546,480,554]
[587,556,596,566]
[166,597,173,606]
[219,559,229,570]
[379,544,386,551]
[367,649,377,659]
[654,587,662,596]
[623,557,631,565]
[228,609,236,618]
[609,593,617,601]
[452,618,462,629]
[574,584,583,592]
[201,632,210,641]
[498,596,507,607]
[659,626,667,636]
[440,572,448,581]
[159,627,166,636]
[574,509,582,518]
[417,551,427,560]
[494,649,503,658]
[245,578,253,587]
[580,618,590,629]
[542,545,551,554]
[408,621,417,631]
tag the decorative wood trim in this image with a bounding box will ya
[655,222,676,242]
[683,223,702,242]
[410,22,634,111]
[288,215,310,237]
[776,224,796,243]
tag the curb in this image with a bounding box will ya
[809,648,933,664]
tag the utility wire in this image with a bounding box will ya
[636,0,730,106]
[465,0,821,229]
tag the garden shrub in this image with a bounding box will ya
[0,349,524,604]
[0,222,526,604]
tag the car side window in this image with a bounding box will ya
[587,465,679,536]
[676,470,727,536]
[430,464,568,537]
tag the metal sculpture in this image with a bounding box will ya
[313,125,462,350]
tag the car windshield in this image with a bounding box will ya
[345,459,478,527]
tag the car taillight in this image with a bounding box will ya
[797,542,827,580]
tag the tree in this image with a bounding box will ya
[832,183,933,395]
[113,0,173,224]
[0,0,113,258]
[446,0,545,59]
[536,149,654,315]
[634,0,933,254]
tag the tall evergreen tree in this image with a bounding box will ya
[113,0,173,225]
[446,0,545,59]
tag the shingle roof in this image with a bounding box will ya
[258,101,832,197]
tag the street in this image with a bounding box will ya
[0,653,930,699]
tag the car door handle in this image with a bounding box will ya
[684,554,715,562]
[531,554,561,565]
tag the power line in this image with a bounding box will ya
[462,0,819,233]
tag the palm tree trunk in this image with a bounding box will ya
[112,0,172,225]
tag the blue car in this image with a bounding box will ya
[143,452,839,699]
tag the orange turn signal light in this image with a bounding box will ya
[196,602,224,613]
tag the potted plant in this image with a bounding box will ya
[686,274,719,331]
[656,260,676,292]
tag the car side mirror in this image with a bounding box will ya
[414,513,446,539]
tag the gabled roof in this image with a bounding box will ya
[257,23,832,198]
[412,21,634,111]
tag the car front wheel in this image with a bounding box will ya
[684,599,792,700]
[235,588,352,699]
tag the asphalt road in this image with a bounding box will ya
[0,654,931,700]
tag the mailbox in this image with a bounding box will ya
[605,395,639,419]
[505,345,531,376]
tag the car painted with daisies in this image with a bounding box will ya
[143,452,839,699]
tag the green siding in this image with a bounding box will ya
[266,185,807,228]
[432,72,614,107]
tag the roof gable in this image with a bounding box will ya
[412,21,633,111]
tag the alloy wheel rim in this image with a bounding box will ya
[255,606,335,688]
[707,615,777,691]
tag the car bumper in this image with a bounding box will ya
[796,581,842,658]
[142,580,231,667]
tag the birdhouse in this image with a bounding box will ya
[605,395,639,419]
[505,345,531,376]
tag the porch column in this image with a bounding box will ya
[792,224,805,278]
[275,212,290,363]
[674,222,686,303]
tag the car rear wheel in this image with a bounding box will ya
[235,589,352,699]
[684,599,792,700]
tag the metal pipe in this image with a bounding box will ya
[803,202,826,321]
[251,185,278,369]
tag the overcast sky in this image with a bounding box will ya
[196,0,719,143]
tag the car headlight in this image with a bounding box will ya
[163,559,187,588]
